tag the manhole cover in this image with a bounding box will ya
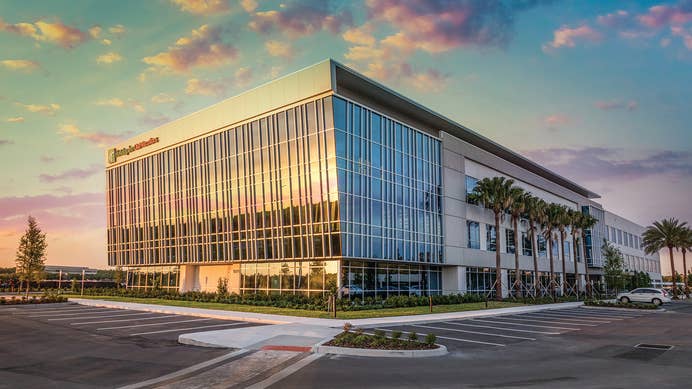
[634,344,673,350]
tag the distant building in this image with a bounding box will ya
[603,211,662,283]
[44,266,99,276]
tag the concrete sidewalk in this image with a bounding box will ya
[70,298,583,350]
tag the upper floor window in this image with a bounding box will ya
[506,229,516,254]
[486,225,496,252]
[467,221,480,249]
[522,232,533,256]
[465,176,478,204]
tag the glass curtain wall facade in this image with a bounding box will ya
[332,97,444,298]
[107,95,444,296]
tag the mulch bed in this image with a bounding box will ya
[325,331,438,350]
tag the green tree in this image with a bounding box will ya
[553,205,571,296]
[678,228,691,296]
[524,195,547,296]
[642,218,687,299]
[507,187,527,296]
[542,204,563,298]
[469,177,516,300]
[602,239,625,292]
[15,216,47,296]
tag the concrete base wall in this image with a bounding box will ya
[179,264,241,293]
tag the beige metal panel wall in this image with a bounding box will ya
[105,59,335,167]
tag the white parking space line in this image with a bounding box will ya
[11,306,89,314]
[376,328,506,347]
[17,307,110,315]
[48,312,158,321]
[97,318,212,331]
[493,316,597,327]
[530,311,619,322]
[550,309,636,318]
[71,314,179,325]
[444,321,561,335]
[28,309,116,318]
[557,309,637,319]
[470,318,581,331]
[520,313,612,323]
[129,322,246,336]
[413,324,536,340]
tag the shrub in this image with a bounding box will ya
[391,330,402,340]
[408,331,418,342]
[343,322,353,333]
[374,329,385,339]
[352,334,369,346]
[425,333,437,345]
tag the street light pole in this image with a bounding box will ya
[81,269,85,296]
[58,270,62,293]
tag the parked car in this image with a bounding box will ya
[340,284,364,297]
[616,288,671,305]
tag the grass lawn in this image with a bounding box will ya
[67,295,525,319]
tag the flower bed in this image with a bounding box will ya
[584,300,658,310]
[0,293,67,305]
[324,325,438,350]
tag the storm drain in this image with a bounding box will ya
[615,344,673,361]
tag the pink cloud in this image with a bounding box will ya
[249,1,353,37]
[0,18,91,48]
[543,114,571,127]
[595,100,639,111]
[39,165,101,183]
[142,25,237,75]
[169,0,230,15]
[639,2,692,28]
[58,124,131,147]
[543,24,602,51]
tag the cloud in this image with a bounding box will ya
[364,0,553,54]
[521,147,692,182]
[543,24,602,51]
[0,18,90,48]
[169,0,230,14]
[109,24,126,36]
[95,98,125,107]
[0,59,40,72]
[139,112,171,128]
[234,67,252,87]
[101,38,112,46]
[0,192,105,232]
[240,0,258,12]
[5,117,24,123]
[639,2,692,28]
[39,165,101,183]
[543,113,571,127]
[0,139,13,147]
[18,103,60,116]
[96,52,123,64]
[57,123,130,147]
[185,78,226,96]
[249,0,353,37]
[594,100,639,111]
[142,24,237,75]
[151,93,175,103]
[40,155,56,163]
[89,25,102,38]
[671,25,692,49]
[342,24,376,46]
[265,40,293,58]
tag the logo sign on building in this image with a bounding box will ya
[108,137,160,164]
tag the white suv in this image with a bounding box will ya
[617,288,670,306]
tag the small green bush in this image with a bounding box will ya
[391,330,402,340]
[374,329,385,339]
[408,331,418,342]
[425,333,437,345]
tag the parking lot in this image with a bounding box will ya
[374,307,654,351]
[0,302,264,388]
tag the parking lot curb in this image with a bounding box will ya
[313,342,448,358]
[580,305,665,313]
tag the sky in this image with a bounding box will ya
[0,0,690,274]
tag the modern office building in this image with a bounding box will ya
[603,211,662,283]
[106,59,657,297]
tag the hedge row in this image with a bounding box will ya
[0,293,67,305]
[583,299,658,310]
[71,287,577,311]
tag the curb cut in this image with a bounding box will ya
[313,343,448,358]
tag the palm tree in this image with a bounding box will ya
[554,205,571,296]
[678,228,692,297]
[508,187,527,297]
[470,177,515,300]
[568,209,583,296]
[642,218,687,299]
[524,195,546,297]
[578,214,598,297]
[542,204,561,298]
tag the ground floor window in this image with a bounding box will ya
[466,267,497,296]
[126,266,179,290]
[240,260,338,296]
[341,260,442,299]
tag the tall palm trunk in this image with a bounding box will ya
[548,234,555,298]
[560,231,567,296]
[683,248,689,296]
[580,233,591,298]
[25,278,30,297]
[669,246,678,299]
[513,217,521,297]
[530,221,539,297]
[494,212,502,300]
[572,232,580,296]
